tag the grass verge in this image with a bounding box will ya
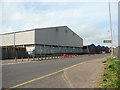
[100,58,120,88]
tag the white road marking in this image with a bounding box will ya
[2,61,40,66]
[2,59,62,66]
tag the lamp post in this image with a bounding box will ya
[118,1,120,58]
[109,0,113,57]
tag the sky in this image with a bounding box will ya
[1,0,119,47]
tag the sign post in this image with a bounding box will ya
[103,40,112,55]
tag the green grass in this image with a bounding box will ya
[100,58,120,88]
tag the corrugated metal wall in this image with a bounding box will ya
[2,33,14,46]
[35,26,83,47]
[1,26,83,59]
[0,35,2,47]
[1,26,83,47]
[15,30,35,46]
[34,45,83,55]
[0,47,2,60]
[1,46,28,59]
[1,30,35,46]
[0,35,2,60]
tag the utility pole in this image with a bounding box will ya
[118,1,120,59]
[109,0,113,58]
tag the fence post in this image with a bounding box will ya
[33,56,34,61]
[15,57,17,61]
[28,56,29,61]
[22,57,23,61]
[38,55,39,60]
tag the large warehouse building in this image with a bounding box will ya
[0,26,83,59]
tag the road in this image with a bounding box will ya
[2,54,109,88]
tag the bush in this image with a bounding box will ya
[100,58,120,88]
[102,61,107,63]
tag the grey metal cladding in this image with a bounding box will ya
[1,26,83,47]
[0,35,2,46]
[1,30,35,46]
[35,26,83,47]
[2,33,14,46]
[15,30,35,45]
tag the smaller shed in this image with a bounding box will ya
[88,44,96,54]
[96,45,102,54]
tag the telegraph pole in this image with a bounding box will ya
[118,1,120,58]
[109,0,113,57]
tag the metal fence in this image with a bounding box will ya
[1,45,83,60]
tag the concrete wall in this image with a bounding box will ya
[117,46,120,58]
[35,26,83,47]
[113,46,120,58]
[1,30,35,46]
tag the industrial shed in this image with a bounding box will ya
[0,26,83,59]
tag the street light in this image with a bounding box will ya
[109,0,113,57]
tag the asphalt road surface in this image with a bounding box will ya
[2,54,110,88]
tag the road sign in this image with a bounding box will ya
[103,40,111,43]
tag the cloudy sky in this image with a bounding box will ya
[1,0,118,47]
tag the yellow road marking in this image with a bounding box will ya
[7,62,83,89]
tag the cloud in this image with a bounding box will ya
[9,12,25,21]
[2,0,119,2]
[1,2,118,47]
[0,2,2,32]
[75,24,117,46]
